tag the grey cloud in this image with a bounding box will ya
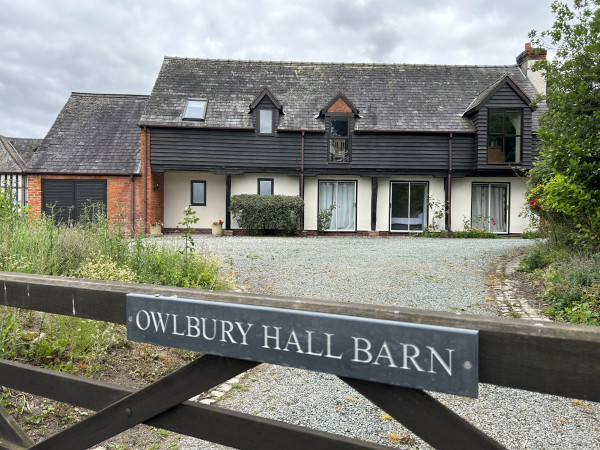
[0,0,556,138]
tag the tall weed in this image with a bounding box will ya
[0,189,233,375]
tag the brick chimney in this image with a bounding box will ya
[517,43,547,95]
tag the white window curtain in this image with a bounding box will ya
[471,183,508,233]
[318,181,356,231]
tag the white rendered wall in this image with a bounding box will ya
[451,176,529,233]
[231,173,299,196]
[522,59,546,96]
[163,171,226,229]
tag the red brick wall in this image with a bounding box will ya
[327,98,353,113]
[26,128,165,235]
[27,174,147,233]
[141,128,165,232]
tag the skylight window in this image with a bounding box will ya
[183,99,207,120]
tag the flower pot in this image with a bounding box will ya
[212,223,223,237]
[150,225,162,237]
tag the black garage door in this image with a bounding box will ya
[42,180,107,223]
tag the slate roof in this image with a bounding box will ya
[29,93,149,174]
[139,58,543,133]
[6,137,42,166]
[0,135,40,173]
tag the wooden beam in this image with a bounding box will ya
[2,272,600,402]
[371,177,378,231]
[0,359,389,450]
[0,404,33,450]
[225,174,231,230]
[342,377,505,449]
[30,355,258,449]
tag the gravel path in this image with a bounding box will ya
[163,235,600,449]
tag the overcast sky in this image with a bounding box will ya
[1,0,557,138]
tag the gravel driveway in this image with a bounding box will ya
[165,235,600,449]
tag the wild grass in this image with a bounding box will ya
[0,189,233,377]
[518,224,600,326]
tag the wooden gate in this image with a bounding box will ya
[1,271,599,449]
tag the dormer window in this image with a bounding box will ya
[259,109,274,134]
[487,109,522,163]
[329,118,350,162]
[250,86,282,135]
[320,91,358,164]
[183,99,207,120]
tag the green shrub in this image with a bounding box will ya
[127,239,234,290]
[452,228,500,239]
[77,257,138,283]
[230,194,304,235]
[518,247,552,272]
[531,249,600,326]
[521,228,543,239]
[317,203,336,232]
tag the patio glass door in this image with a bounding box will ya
[318,181,356,231]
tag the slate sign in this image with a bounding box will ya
[126,294,479,397]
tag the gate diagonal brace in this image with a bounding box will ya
[0,403,34,450]
[31,354,258,450]
[341,377,506,450]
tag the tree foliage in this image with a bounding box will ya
[528,0,600,244]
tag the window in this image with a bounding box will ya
[183,99,207,120]
[471,183,509,233]
[258,178,273,195]
[259,109,273,134]
[488,109,522,163]
[328,118,350,162]
[190,180,206,206]
[318,181,356,231]
[389,182,428,232]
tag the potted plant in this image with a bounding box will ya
[212,219,224,237]
[150,220,163,236]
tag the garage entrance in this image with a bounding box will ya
[42,179,107,223]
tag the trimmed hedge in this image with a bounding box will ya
[229,194,304,235]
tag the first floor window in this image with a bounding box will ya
[488,109,522,164]
[258,178,273,195]
[471,183,509,233]
[259,109,273,134]
[328,118,350,162]
[390,182,428,232]
[318,181,356,231]
[191,180,206,206]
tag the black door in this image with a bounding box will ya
[42,180,107,223]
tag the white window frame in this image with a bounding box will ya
[183,99,208,120]
[389,181,429,233]
[471,182,510,233]
[318,180,357,232]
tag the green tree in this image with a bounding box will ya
[528,0,600,244]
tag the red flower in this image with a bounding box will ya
[530,199,541,210]
[493,221,497,225]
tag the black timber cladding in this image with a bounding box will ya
[150,128,302,174]
[144,58,543,176]
[152,128,480,177]
[473,83,534,170]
